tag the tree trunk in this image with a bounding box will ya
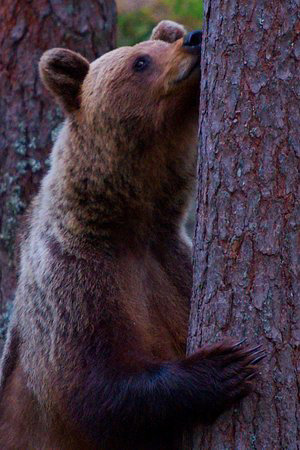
[188,1,300,448]
[0,0,116,345]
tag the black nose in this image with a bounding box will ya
[183,30,202,48]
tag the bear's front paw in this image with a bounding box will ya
[194,338,266,423]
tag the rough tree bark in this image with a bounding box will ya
[0,0,116,346]
[188,1,300,448]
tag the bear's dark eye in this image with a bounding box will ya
[133,55,151,72]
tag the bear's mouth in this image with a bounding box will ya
[175,58,200,84]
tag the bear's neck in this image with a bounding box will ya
[46,120,195,251]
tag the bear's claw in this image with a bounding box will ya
[190,338,266,423]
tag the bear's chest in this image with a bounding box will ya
[117,250,190,361]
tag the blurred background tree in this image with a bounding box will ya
[117,0,203,46]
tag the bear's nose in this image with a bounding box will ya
[183,30,202,49]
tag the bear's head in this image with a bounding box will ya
[39,21,202,242]
[40,20,201,129]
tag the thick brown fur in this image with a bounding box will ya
[0,21,264,450]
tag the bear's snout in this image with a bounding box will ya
[183,30,202,54]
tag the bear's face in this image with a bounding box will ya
[82,37,200,126]
[40,21,201,141]
[82,39,199,112]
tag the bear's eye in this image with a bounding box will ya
[133,55,151,72]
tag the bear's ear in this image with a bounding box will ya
[39,48,89,113]
[150,20,186,43]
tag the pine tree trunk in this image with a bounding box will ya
[188,1,300,448]
[0,0,116,346]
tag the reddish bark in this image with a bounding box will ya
[0,0,116,343]
[188,0,300,448]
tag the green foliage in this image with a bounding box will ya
[117,0,204,46]
[165,0,203,20]
[117,9,157,46]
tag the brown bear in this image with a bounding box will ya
[0,20,264,450]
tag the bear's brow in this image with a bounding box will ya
[134,40,169,49]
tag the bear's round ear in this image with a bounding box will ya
[39,48,89,113]
[150,20,186,43]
